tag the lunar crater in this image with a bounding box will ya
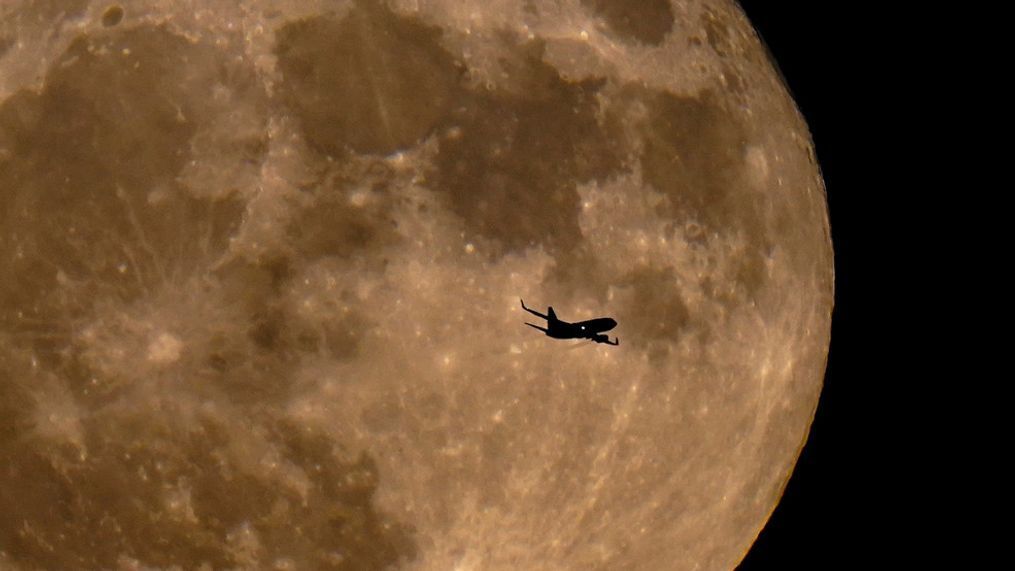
[101,5,124,28]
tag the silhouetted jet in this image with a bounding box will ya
[520,299,619,346]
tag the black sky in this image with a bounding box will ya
[734,2,899,568]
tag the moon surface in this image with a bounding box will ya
[0,1,832,570]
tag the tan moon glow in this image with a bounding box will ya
[0,1,832,570]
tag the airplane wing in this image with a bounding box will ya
[591,333,620,346]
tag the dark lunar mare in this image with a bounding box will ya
[272,0,776,369]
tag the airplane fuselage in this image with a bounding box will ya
[521,299,619,346]
[545,317,617,340]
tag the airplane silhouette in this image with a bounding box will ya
[520,299,619,346]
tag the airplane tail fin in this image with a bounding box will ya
[547,306,557,321]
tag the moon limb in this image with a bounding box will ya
[0,1,832,570]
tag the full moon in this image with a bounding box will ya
[0,1,832,569]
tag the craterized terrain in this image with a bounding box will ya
[1,1,831,569]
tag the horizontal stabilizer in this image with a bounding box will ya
[525,322,548,333]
